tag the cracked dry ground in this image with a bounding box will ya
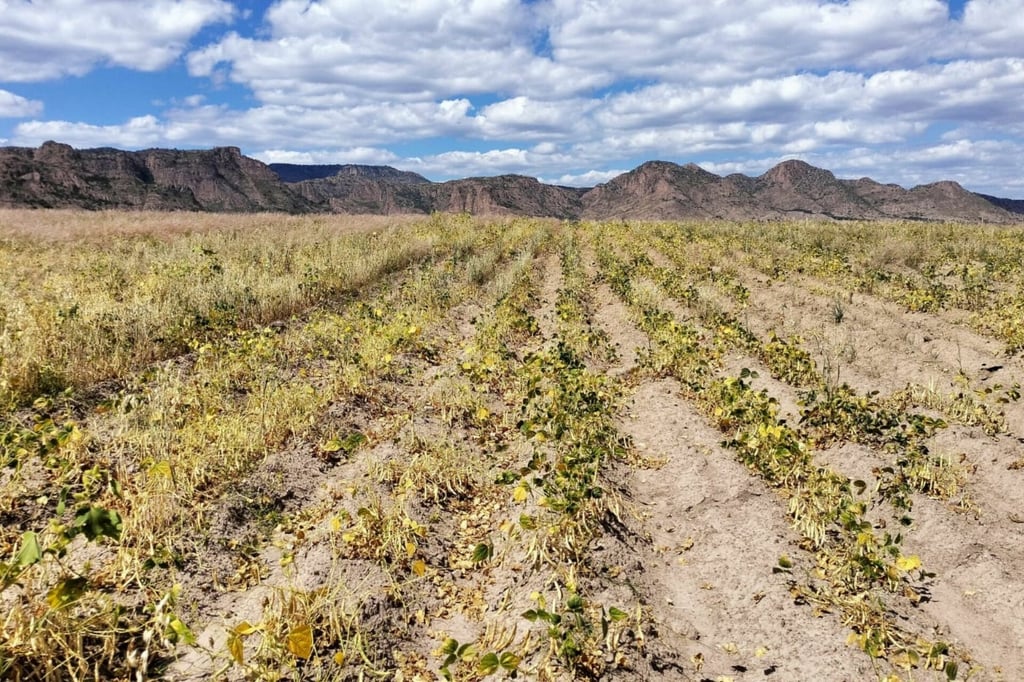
[3,216,1023,682]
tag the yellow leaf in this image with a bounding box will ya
[286,623,314,659]
[754,646,769,658]
[333,651,346,665]
[475,406,490,422]
[148,460,173,482]
[896,555,921,572]
[330,516,343,532]
[412,559,426,576]
[512,484,528,503]
[227,635,244,665]
[233,621,259,636]
[405,541,417,558]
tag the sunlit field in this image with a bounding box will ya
[2,210,1023,681]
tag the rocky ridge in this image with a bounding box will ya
[0,142,314,212]
[0,142,1019,223]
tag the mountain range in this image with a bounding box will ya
[0,141,1019,223]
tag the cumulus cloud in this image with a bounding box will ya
[0,0,234,81]
[187,1,602,102]
[254,147,400,165]
[14,115,165,148]
[545,0,955,84]
[541,169,629,187]
[7,0,1024,195]
[0,89,42,117]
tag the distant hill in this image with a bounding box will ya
[269,163,429,184]
[976,193,1024,215]
[581,159,1015,223]
[0,142,1019,223]
[290,172,585,219]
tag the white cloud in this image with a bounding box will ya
[545,0,953,84]
[958,0,1024,57]
[0,0,234,81]
[14,116,164,149]
[542,169,628,187]
[187,1,602,103]
[0,89,42,117]
[254,147,400,165]
[475,97,596,139]
[13,100,479,150]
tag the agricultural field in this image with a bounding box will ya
[1,210,1023,681]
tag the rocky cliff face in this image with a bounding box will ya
[0,143,1019,223]
[0,142,315,212]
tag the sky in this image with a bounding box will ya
[1,0,1023,196]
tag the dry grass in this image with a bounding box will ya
[0,211,439,407]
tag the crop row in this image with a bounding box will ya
[591,223,963,679]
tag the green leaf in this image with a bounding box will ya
[341,432,366,453]
[478,653,500,675]
[168,615,196,645]
[72,506,123,541]
[46,576,89,608]
[471,543,492,564]
[15,531,42,568]
[320,438,344,453]
[440,638,459,656]
[499,652,520,671]
[945,661,959,680]
[521,609,539,622]
[322,432,364,455]
[607,607,628,622]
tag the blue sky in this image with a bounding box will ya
[1,0,1023,196]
